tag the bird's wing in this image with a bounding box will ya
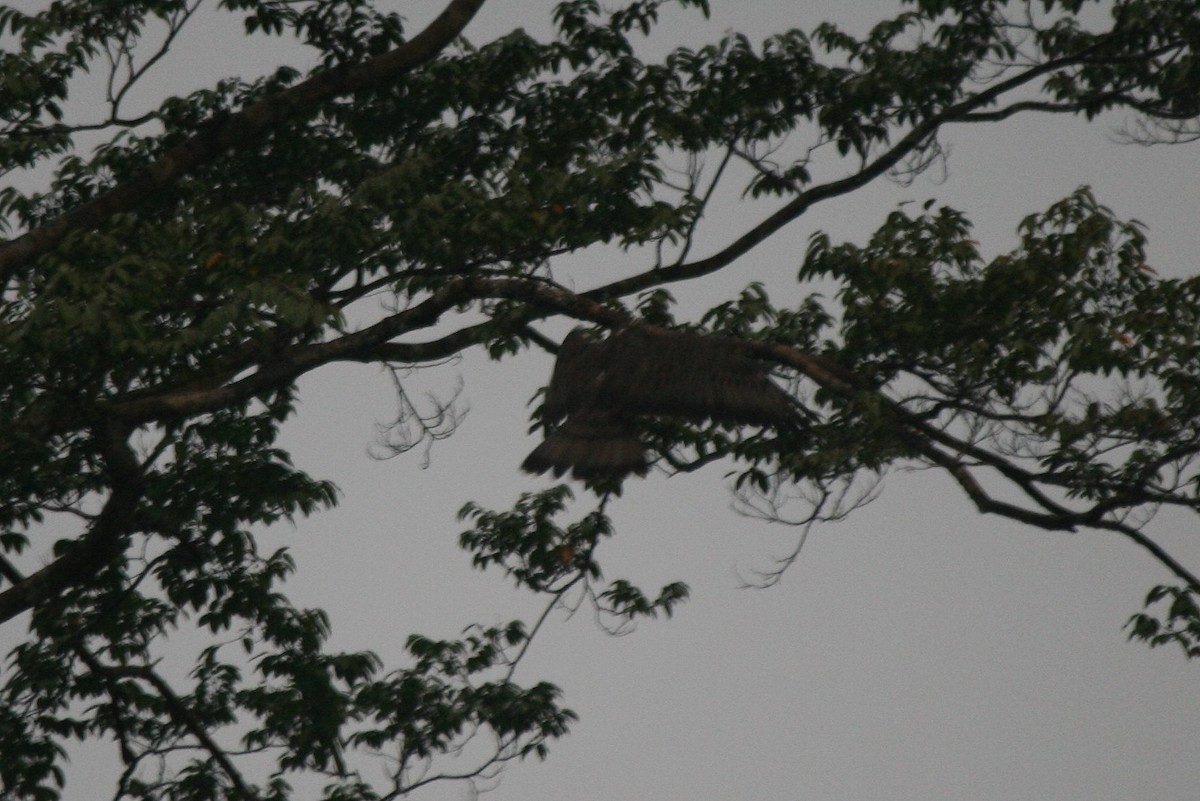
[598,327,797,425]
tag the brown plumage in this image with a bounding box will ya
[522,326,798,481]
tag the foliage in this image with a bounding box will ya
[1,0,1200,798]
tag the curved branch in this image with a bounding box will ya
[585,43,1163,302]
[754,340,1200,590]
[0,421,143,624]
[1092,520,1200,591]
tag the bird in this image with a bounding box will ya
[521,325,799,481]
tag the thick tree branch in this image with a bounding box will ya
[0,0,486,286]
[0,274,624,467]
[324,303,1200,598]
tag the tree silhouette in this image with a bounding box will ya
[2,0,1200,798]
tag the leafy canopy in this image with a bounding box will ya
[2,0,1200,798]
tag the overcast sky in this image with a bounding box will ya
[16,2,1200,800]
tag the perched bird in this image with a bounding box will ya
[522,326,799,481]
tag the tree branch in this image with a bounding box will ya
[0,0,487,287]
[753,340,1200,591]
[584,43,1146,302]
[111,276,628,424]
[0,421,144,624]
[111,664,257,800]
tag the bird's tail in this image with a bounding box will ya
[521,413,648,480]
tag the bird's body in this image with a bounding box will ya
[522,326,798,480]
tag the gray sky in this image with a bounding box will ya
[16,1,1200,799]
